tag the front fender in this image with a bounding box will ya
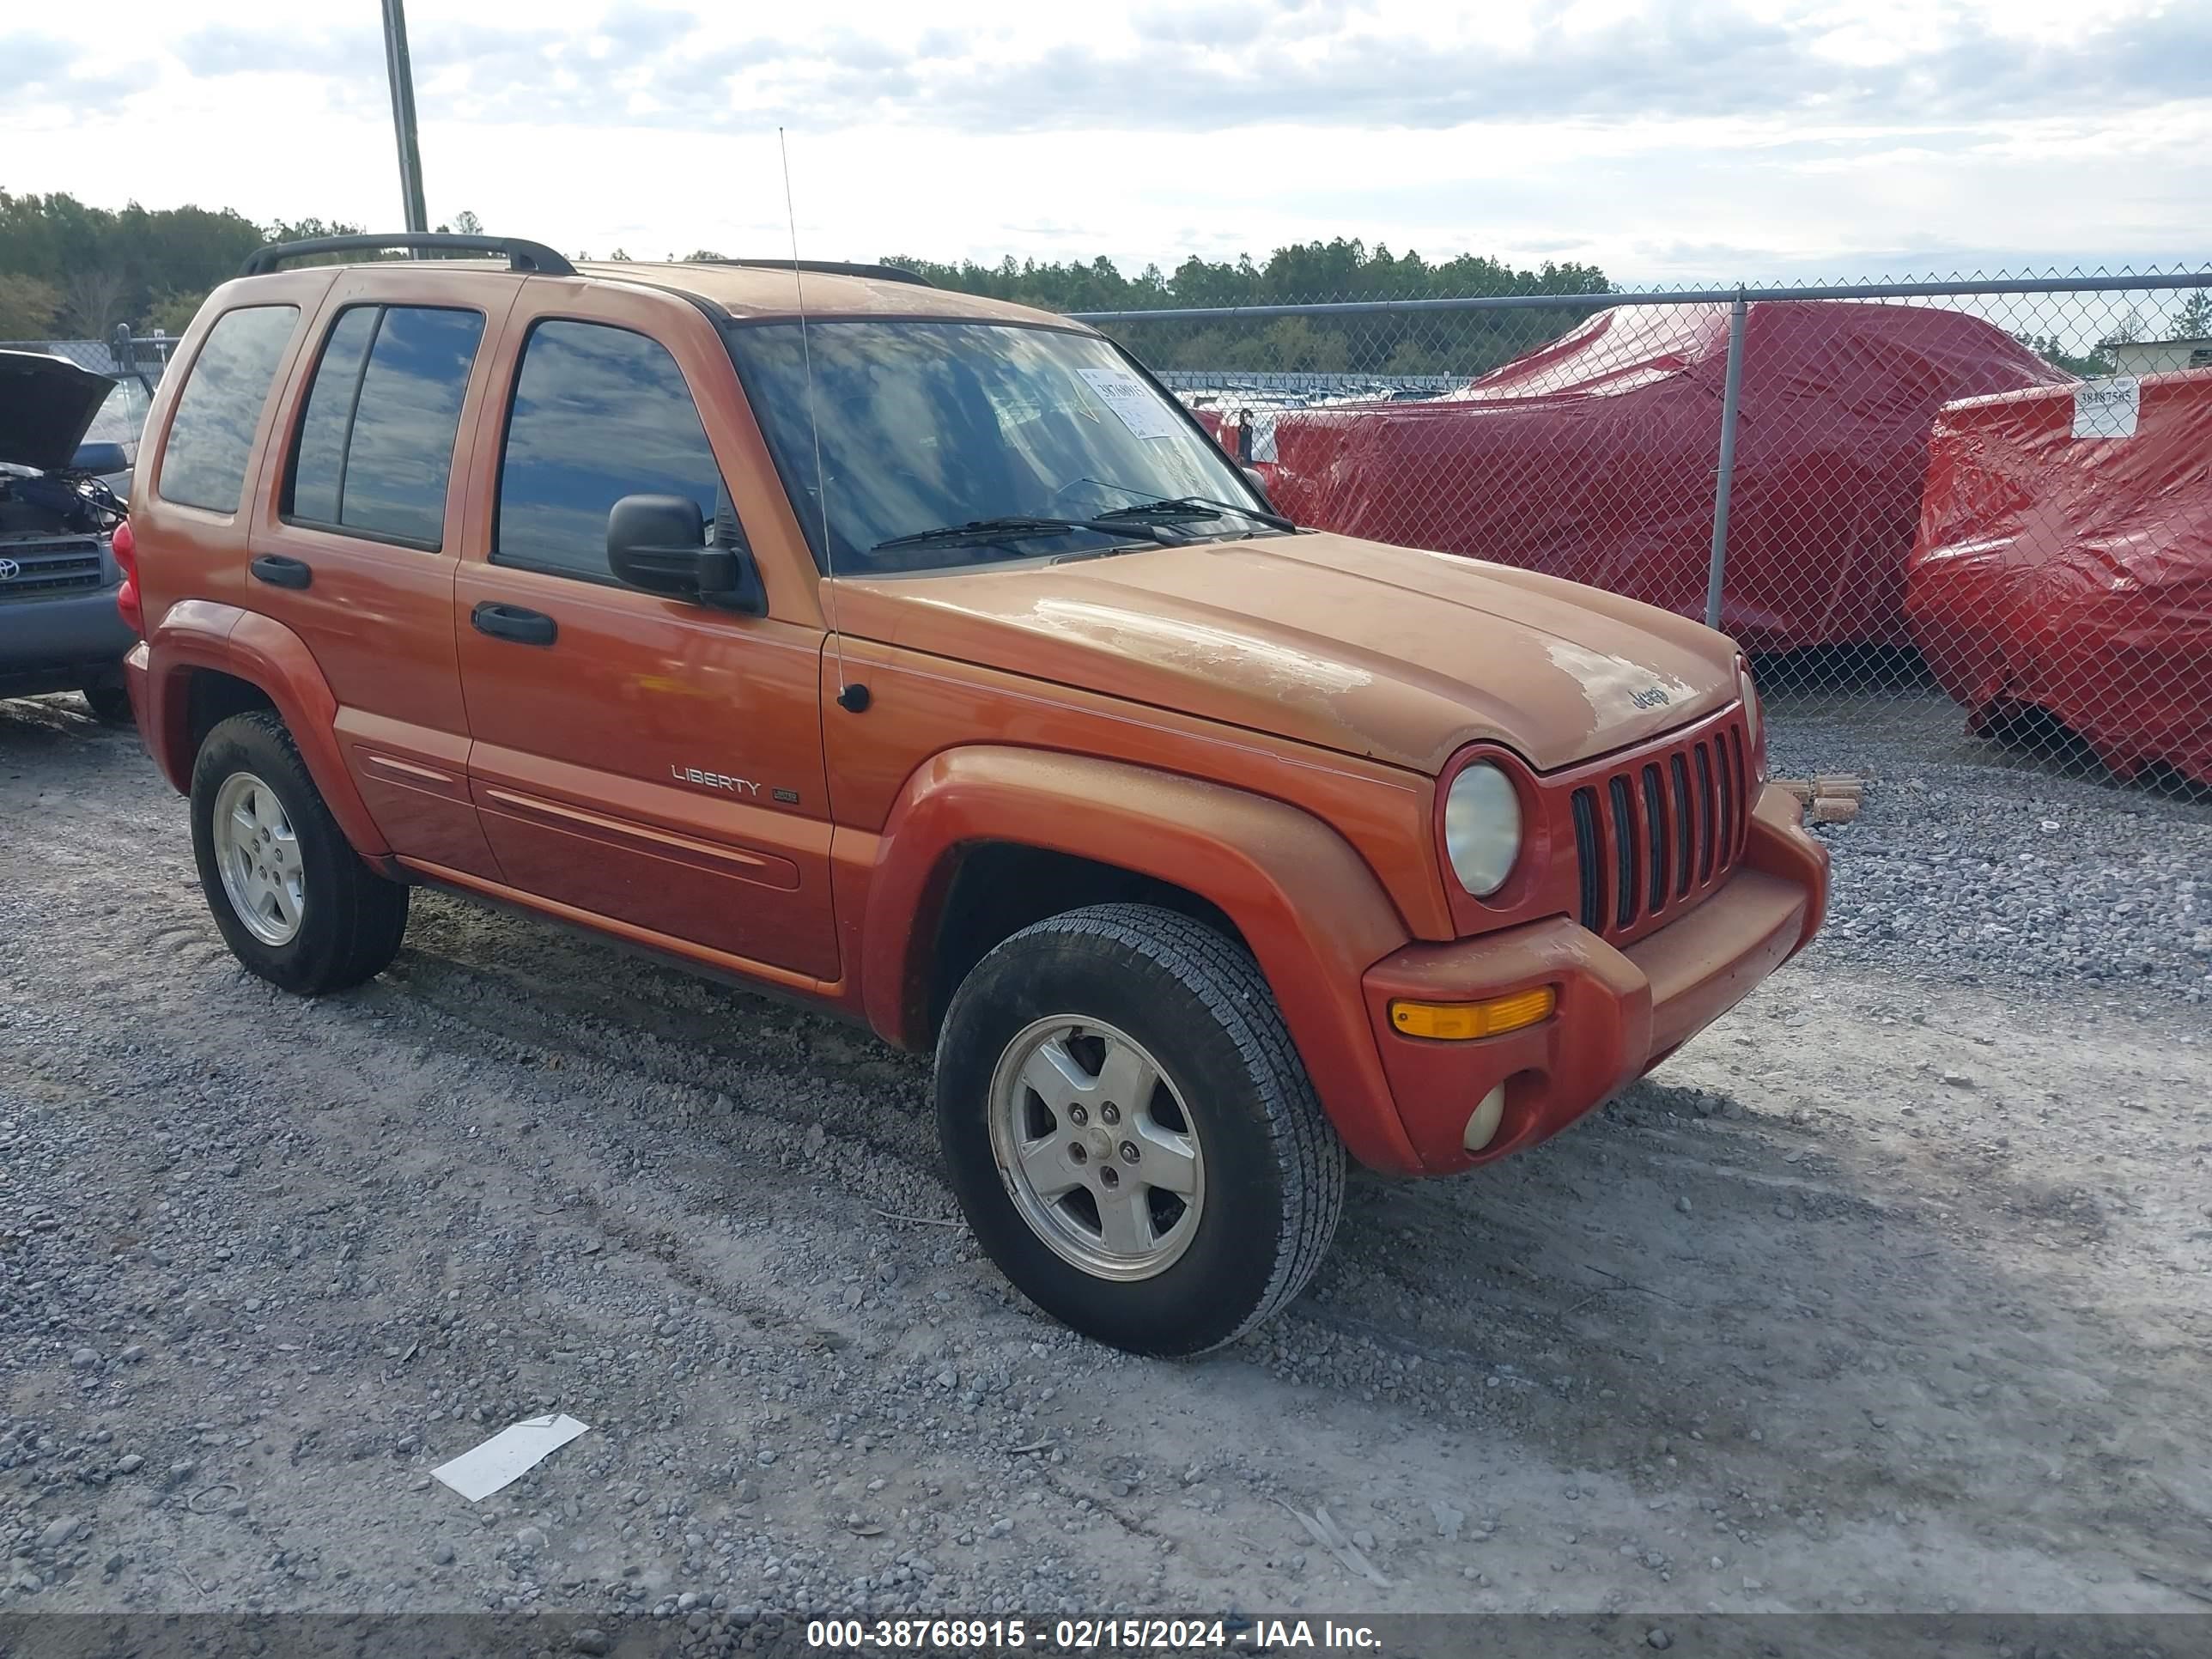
[860,745,1423,1172]
[138,600,389,859]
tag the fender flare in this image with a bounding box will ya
[138,600,390,858]
[860,745,1422,1171]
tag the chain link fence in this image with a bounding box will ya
[1080,271,2212,802]
[2,325,179,382]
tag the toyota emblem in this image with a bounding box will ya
[0,558,20,580]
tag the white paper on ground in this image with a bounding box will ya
[431,1413,590,1502]
[2073,376,2140,439]
[1076,366,1185,441]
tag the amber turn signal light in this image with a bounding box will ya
[1389,986,1556,1041]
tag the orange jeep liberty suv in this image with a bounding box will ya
[119,234,1828,1356]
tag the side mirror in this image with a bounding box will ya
[607,494,764,614]
[71,442,130,477]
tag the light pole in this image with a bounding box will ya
[380,0,428,235]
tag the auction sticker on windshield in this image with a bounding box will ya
[1078,366,1186,440]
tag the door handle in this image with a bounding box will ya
[471,601,557,646]
[249,554,313,590]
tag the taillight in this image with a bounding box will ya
[112,518,143,638]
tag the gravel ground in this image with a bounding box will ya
[3,692,2210,1631]
[1768,691,2212,1004]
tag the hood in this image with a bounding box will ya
[836,532,1741,775]
[0,349,115,473]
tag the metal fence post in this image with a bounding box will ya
[381,0,430,238]
[1705,287,1748,632]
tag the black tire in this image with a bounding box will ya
[934,903,1345,1356]
[190,710,408,995]
[81,681,133,724]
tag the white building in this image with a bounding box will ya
[2107,337,2212,375]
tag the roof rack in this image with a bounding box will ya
[693,258,933,289]
[240,234,576,278]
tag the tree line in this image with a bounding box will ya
[0,192,1611,376]
[0,194,500,338]
[878,245,1614,375]
[7,191,2205,384]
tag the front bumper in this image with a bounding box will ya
[0,586,137,696]
[1361,782,1828,1174]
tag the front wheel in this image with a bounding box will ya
[934,904,1345,1356]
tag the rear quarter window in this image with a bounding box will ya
[157,305,300,514]
[285,305,485,548]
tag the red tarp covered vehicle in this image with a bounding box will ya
[1244,301,2068,650]
[1904,370,2212,787]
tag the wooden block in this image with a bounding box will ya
[1773,777,1815,803]
[1814,774,1867,799]
[1811,796,1861,823]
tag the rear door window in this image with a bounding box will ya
[494,320,724,581]
[285,305,485,548]
[158,305,299,514]
[287,309,377,526]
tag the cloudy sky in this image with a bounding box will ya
[6,0,2209,285]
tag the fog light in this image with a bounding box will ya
[1462,1083,1507,1152]
[1389,986,1555,1041]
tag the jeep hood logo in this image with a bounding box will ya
[1629,684,1671,709]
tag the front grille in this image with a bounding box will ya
[1570,717,1750,940]
[1571,787,1602,927]
[0,536,106,603]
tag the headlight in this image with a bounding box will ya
[1737,657,1765,780]
[1443,761,1522,897]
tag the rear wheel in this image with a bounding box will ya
[190,711,408,994]
[935,903,1344,1355]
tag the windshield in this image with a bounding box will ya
[724,319,1273,575]
[86,380,151,452]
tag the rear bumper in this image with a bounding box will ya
[1360,782,1828,1174]
[122,641,169,777]
[0,587,137,696]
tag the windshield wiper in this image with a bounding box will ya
[1092,495,1296,533]
[871,515,1169,554]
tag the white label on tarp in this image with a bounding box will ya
[1250,410,1279,463]
[2073,376,2139,439]
[1077,368,1185,441]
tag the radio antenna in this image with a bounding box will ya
[780,127,866,713]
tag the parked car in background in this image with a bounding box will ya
[1907,369,2212,787]
[0,349,138,720]
[78,372,150,498]
[1248,301,2068,652]
[118,234,1828,1355]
